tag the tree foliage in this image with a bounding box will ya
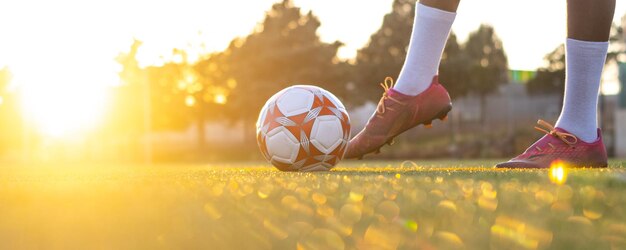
[112,39,150,135]
[354,0,414,104]
[465,25,509,96]
[188,51,234,149]
[439,32,471,99]
[526,45,565,96]
[111,0,350,148]
[143,61,189,130]
[527,13,624,98]
[353,1,499,104]
[109,0,513,159]
[113,1,511,137]
[607,16,625,64]
[463,25,509,126]
[226,0,347,123]
[114,41,233,132]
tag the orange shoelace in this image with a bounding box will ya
[376,77,405,116]
[534,120,578,149]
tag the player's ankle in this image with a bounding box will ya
[392,82,430,96]
[554,122,599,143]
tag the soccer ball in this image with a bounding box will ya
[256,85,351,171]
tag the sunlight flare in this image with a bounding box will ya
[185,95,196,107]
[214,94,227,105]
[549,160,568,185]
[17,68,109,137]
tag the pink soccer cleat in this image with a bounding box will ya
[345,76,452,159]
[496,120,608,169]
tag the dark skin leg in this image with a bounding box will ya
[421,0,616,41]
[420,0,460,12]
[567,0,616,41]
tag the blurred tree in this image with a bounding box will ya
[115,43,192,133]
[608,18,624,60]
[187,51,233,151]
[525,45,565,103]
[465,24,509,125]
[114,41,197,161]
[353,0,414,105]
[143,61,189,131]
[610,22,624,40]
[225,0,347,141]
[529,16,624,99]
[439,32,471,99]
[113,39,145,135]
[115,40,239,156]
[112,39,151,161]
[354,0,473,104]
[527,15,624,106]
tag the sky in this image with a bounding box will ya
[0,0,625,136]
[1,0,625,75]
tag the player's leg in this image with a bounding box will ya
[345,0,459,159]
[497,0,615,168]
[394,0,460,95]
[555,0,615,141]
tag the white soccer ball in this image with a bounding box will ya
[256,85,351,171]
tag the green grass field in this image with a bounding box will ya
[1,160,625,249]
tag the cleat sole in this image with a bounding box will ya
[350,104,452,159]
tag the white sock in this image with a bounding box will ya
[555,38,609,142]
[393,3,456,96]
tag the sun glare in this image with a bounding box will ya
[20,87,107,138]
[16,66,109,138]
[185,95,196,107]
[214,94,227,105]
[549,160,567,185]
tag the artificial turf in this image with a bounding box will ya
[0,160,624,249]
